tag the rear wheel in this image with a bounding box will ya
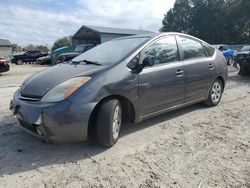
[16,59,23,65]
[96,99,122,147]
[204,79,223,107]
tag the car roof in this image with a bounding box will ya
[114,32,213,46]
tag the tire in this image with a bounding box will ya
[204,79,223,107]
[96,99,122,147]
[16,59,23,65]
[238,60,247,75]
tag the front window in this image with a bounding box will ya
[140,36,179,65]
[73,37,150,65]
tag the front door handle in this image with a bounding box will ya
[176,69,184,77]
[208,63,215,69]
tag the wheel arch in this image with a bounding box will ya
[216,76,225,91]
[87,95,136,140]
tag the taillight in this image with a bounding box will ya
[0,59,9,65]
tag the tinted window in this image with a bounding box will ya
[141,36,179,65]
[34,52,41,56]
[179,37,206,60]
[73,37,150,65]
[203,43,215,57]
[28,51,40,56]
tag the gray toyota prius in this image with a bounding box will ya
[10,33,228,147]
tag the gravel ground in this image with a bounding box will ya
[0,64,249,188]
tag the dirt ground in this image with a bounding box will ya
[0,64,249,188]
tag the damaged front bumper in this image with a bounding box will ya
[10,90,96,143]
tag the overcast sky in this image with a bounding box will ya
[0,0,175,47]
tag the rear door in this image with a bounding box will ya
[138,35,185,116]
[177,35,217,102]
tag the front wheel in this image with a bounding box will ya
[204,79,223,107]
[96,99,122,147]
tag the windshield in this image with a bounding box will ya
[240,46,250,52]
[73,37,150,65]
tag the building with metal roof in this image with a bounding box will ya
[72,25,153,49]
[0,39,12,57]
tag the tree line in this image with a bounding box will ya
[13,36,72,52]
[160,0,250,44]
[13,44,50,52]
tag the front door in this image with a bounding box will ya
[138,36,185,116]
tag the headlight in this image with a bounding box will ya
[41,77,91,103]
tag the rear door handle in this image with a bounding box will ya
[208,63,215,69]
[176,69,184,77]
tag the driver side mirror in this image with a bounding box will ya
[142,55,155,67]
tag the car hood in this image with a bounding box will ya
[20,63,107,98]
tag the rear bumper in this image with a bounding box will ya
[10,90,97,143]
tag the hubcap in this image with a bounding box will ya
[112,105,121,140]
[211,82,222,103]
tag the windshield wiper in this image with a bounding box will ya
[72,59,101,66]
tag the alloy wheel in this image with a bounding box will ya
[112,105,121,140]
[211,82,222,103]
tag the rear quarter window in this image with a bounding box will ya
[203,44,215,57]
